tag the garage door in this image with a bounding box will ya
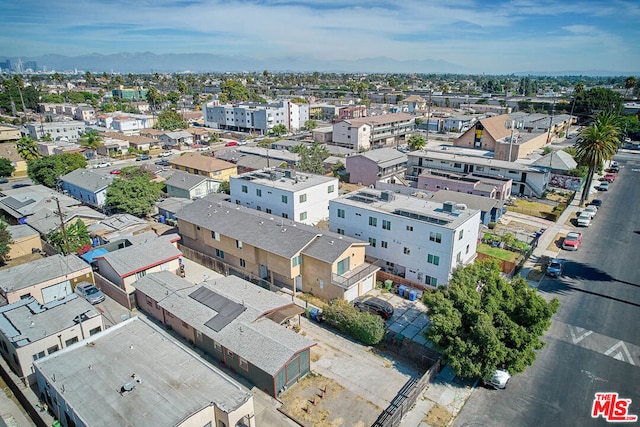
[360,275,374,294]
[344,284,360,302]
[41,281,72,303]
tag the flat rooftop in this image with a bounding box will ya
[34,317,252,425]
[232,168,336,191]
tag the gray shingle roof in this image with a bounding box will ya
[133,272,315,376]
[532,150,578,171]
[355,147,407,168]
[7,224,38,240]
[0,254,90,293]
[33,317,252,424]
[60,169,113,192]
[96,238,182,277]
[164,170,209,190]
[175,196,361,259]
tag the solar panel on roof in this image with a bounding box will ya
[189,287,246,332]
[3,197,36,211]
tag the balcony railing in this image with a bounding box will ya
[331,260,381,289]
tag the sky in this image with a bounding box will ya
[1,0,639,74]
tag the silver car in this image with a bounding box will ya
[75,282,105,304]
[484,369,511,389]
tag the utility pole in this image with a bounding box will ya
[566,93,577,139]
[53,197,71,255]
[508,120,515,162]
[546,99,556,144]
[425,90,433,145]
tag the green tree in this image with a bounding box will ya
[291,142,328,174]
[79,129,103,159]
[47,219,91,255]
[16,136,41,162]
[623,76,637,99]
[573,88,623,117]
[423,259,559,380]
[322,299,385,345]
[217,180,230,194]
[414,118,423,127]
[28,153,87,187]
[0,220,13,264]
[574,111,620,205]
[407,134,426,151]
[13,75,27,114]
[156,110,186,131]
[0,158,15,177]
[105,170,163,217]
[304,119,318,130]
[269,124,288,136]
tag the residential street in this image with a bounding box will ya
[454,153,640,427]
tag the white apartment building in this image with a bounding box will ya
[332,112,414,150]
[24,121,86,141]
[329,189,481,288]
[203,101,309,134]
[230,168,339,225]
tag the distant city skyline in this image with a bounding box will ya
[1,0,639,75]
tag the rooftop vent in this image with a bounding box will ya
[443,201,455,213]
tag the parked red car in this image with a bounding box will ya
[225,141,238,147]
[601,173,616,182]
[562,232,583,251]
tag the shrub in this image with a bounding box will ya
[488,222,496,229]
[323,300,385,345]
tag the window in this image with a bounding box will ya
[240,258,246,268]
[425,275,438,286]
[429,232,442,243]
[65,337,79,346]
[135,270,147,280]
[457,252,462,263]
[404,247,411,255]
[282,213,288,219]
[328,185,335,193]
[241,185,248,193]
[368,237,376,247]
[32,351,46,361]
[337,228,344,235]
[89,327,102,336]
[337,257,350,275]
[256,189,262,197]
[427,254,440,265]
[476,166,484,171]
[382,220,391,230]
[214,341,221,352]
[215,249,225,259]
[369,216,377,227]
[381,241,388,248]
[280,195,288,204]
[337,208,345,218]
[227,349,235,358]
[300,211,307,221]
[211,231,220,241]
[292,255,302,267]
[459,230,464,240]
[47,345,59,355]
[236,240,243,249]
[266,208,272,214]
[454,163,462,168]
[299,194,307,203]
[466,244,470,254]
[406,225,413,231]
[239,357,249,371]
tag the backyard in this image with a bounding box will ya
[506,192,571,221]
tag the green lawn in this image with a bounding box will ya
[477,243,520,262]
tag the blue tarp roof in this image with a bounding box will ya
[81,248,109,263]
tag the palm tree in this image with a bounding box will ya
[16,136,41,162]
[624,76,638,99]
[13,75,27,115]
[79,130,103,160]
[574,112,620,206]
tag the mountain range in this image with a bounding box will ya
[0,52,634,76]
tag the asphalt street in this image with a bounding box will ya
[455,152,640,427]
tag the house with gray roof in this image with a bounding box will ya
[0,294,103,384]
[59,168,114,208]
[33,316,256,427]
[0,254,94,305]
[87,213,150,245]
[160,130,194,148]
[6,224,41,260]
[94,233,182,293]
[165,170,221,200]
[134,271,314,397]
[155,197,193,222]
[176,195,379,301]
[346,147,408,185]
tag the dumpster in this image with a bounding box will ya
[408,290,418,301]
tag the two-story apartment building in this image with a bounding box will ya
[24,121,86,141]
[417,169,512,200]
[0,295,104,385]
[329,189,481,288]
[332,112,414,150]
[34,317,256,427]
[345,147,408,186]
[169,153,237,181]
[407,150,548,197]
[230,168,339,225]
[59,169,114,208]
[176,196,379,301]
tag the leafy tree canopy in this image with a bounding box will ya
[423,259,559,380]
[269,124,288,137]
[156,110,186,131]
[16,136,41,162]
[27,153,87,188]
[323,299,385,345]
[573,88,623,119]
[0,220,13,264]
[291,142,328,174]
[407,134,426,151]
[47,219,91,255]
[304,119,318,130]
[0,158,15,177]
[105,169,162,217]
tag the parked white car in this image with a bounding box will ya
[577,212,591,227]
[582,205,597,219]
[94,162,112,168]
[157,151,173,158]
[484,370,511,389]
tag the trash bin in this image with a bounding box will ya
[408,290,418,301]
[310,308,319,321]
[404,288,411,298]
[384,279,393,291]
[398,285,407,297]
[305,307,313,319]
